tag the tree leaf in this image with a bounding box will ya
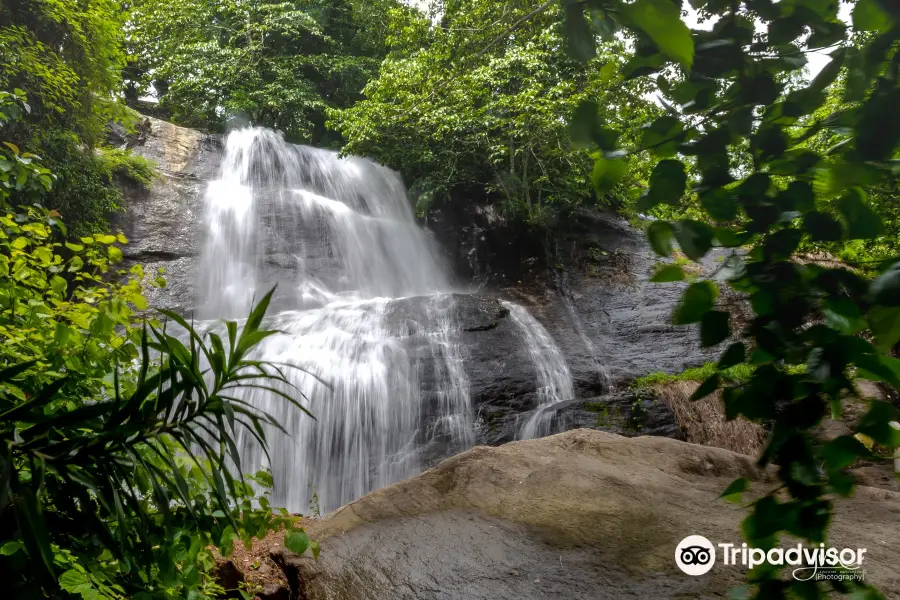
[650,264,684,282]
[591,156,626,195]
[836,189,884,239]
[870,263,900,306]
[719,477,749,504]
[856,400,900,447]
[673,220,714,261]
[691,373,720,400]
[701,310,731,347]
[803,211,843,241]
[0,540,23,556]
[642,159,687,210]
[673,281,718,325]
[853,0,892,32]
[624,0,694,68]
[646,221,675,256]
[718,342,746,369]
[285,529,310,555]
[869,306,900,351]
[16,486,54,575]
[564,4,597,62]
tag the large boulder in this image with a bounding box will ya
[275,429,900,600]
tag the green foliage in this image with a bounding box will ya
[0,0,127,145]
[0,91,55,205]
[632,362,757,389]
[0,220,313,596]
[1,3,154,236]
[332,0,660,226]
[0,119,311,599]
[563,0,900,596]
[125,0,413,143]
[29,131,153,237]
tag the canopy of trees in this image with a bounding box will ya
[331,0,660,224]
[0,0,153,235]
[125,0,420,144]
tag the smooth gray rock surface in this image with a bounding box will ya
[113,117,220,313]
[274,429,900,599]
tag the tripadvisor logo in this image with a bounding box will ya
[675,535,716,576]
[675,535,867,582]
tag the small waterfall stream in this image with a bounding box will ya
[197,128,575,511]
[502,302,575,439]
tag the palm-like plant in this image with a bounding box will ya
[0,288,312,598]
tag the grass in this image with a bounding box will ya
[632,361,808,389]
[632,362,757,389]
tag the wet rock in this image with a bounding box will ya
[275,429,900,599]
[114,116,729,465]
[112,116,222,313]
[543,391,683,440]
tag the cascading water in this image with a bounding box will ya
[197,127,572,512]
[502,302,575,440]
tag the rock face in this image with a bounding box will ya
[274,429,900,599]
[112,117,221,314]
[115,116,724,452]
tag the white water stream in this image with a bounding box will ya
[198,128,574,511]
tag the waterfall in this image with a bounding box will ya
[196,127,570,512]
[502,301,574,440]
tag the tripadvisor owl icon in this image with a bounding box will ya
[676,535,716,576]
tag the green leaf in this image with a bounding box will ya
[853,0,892,32]
[50,275,67,296]
[309,539,321,560]
[640,159,687,211]
[59,569,96,598]
[822,436,870,470]
[855,353,900,387]
[625,0,694,68]
[856,400,900,447]
[701,311,731,347]
[641,116,683,158]
[804,211,843,242]
[570,101,599,149]
[564,4,597,62]
[719,477,748,504]
[869,306,900,351]
[569,101,619,150]
[650,264,684,282]
[285,529,310,555]
[16,487,54,575]
[591,156,626,195]
[808,49,845,93]
[674,281,718,325]
[870,263,900,306]
[0,540,23,555]
[718,342,746,369]
[647,221,675,256]
[68,255,84,272]
[691,373,720,400]
[836,189,884,240]
[673,220,714,261]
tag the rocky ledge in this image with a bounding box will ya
[236,429,900,599]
